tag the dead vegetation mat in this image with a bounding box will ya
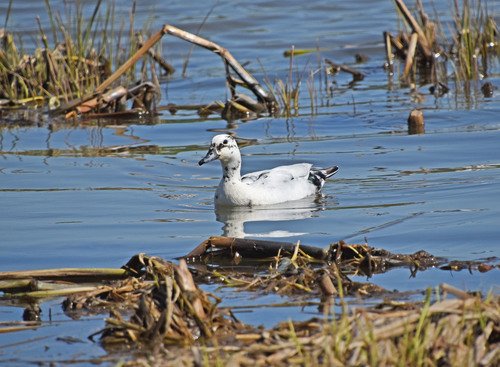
[47,238,498,366]
[120,294,499,367]
[1,237,498,365]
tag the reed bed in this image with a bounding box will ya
[386,0,498,86]
[2,0,496,123]
[1,1,127,103]
[272,0,498,116]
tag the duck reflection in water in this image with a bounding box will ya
[214,196,333,238]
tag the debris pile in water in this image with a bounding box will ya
[1,236,498,365]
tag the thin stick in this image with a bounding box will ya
[440,283,473,300]
[182,2,218,77]
[324,59,364,81]
[0,325,41,334]
[137,35,175,75]
[3,0,14,30]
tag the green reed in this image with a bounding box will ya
[0,0,145,106]
[451,0,499,81]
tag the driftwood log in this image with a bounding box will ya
[184,236,328,260]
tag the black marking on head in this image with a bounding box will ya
[224,167,229,172]
[231,166,237,171]
[223,139,228,144]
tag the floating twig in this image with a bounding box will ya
[324,58,365,81]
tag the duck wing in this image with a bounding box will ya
[241,163,312,185]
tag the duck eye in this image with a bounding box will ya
[223,139,228,144]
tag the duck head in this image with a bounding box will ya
[198,134,239,166]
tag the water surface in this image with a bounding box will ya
[1,0,499,364]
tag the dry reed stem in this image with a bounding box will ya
[162,25,272,102]
[0,324,40,334]
[58,23,275,118]
[383,31,394,71]
[393,0,432,59]
[6,286,102,299]
[95,28,165,94]
[403,32,419,77]
[0,268,127,281]
[97,23,274,107]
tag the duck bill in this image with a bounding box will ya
[198,148,219,165]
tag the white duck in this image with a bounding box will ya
[198,134,338,206]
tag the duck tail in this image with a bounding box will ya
[309,166,339,190]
